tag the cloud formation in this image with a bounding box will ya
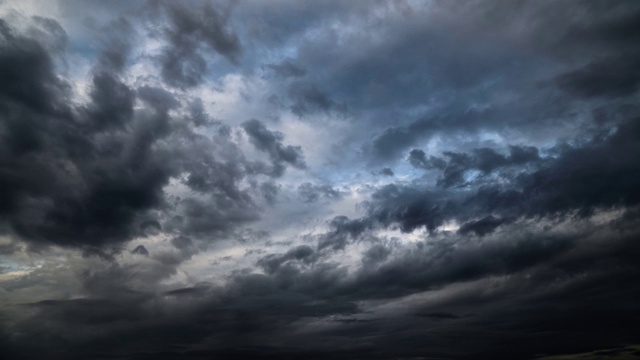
[1,1,640,359]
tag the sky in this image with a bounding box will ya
[1,1,640,359]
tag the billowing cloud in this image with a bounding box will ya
[242,118,306,176]
[1,1,640,359]
[154,0,241,88]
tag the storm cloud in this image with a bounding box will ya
[1,1,640,359]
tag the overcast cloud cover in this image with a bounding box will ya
[1,1,640,359]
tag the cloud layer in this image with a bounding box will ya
[1,1,640,359]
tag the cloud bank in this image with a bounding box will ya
[1,1,640,359]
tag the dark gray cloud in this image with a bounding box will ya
[257,244,316,274]
[371,113,496,163]
[435,146,540,188]
[131,244,149,256]
[266,59,307,78]
[85,72,134,130]
[4,216,640,360]
[378,167,394,176]
[0,18,67,116]
[0,18,262,250]
[29,15,68,55]
[363,116,640,235]
[408,149,447,170]
[297,182,343,203]
[318,215,371,250]
[242,119,306,176]
[457,215,507,237]
[2,1,640,360]
[289,82,346,117]
[154,1,241,88]
[96,17,136,73]
[556,53,640,98]
[361,243,392,266]
[369,106,561,164]
[277,1,640,165]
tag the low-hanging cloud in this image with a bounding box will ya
[2,1,640,359]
